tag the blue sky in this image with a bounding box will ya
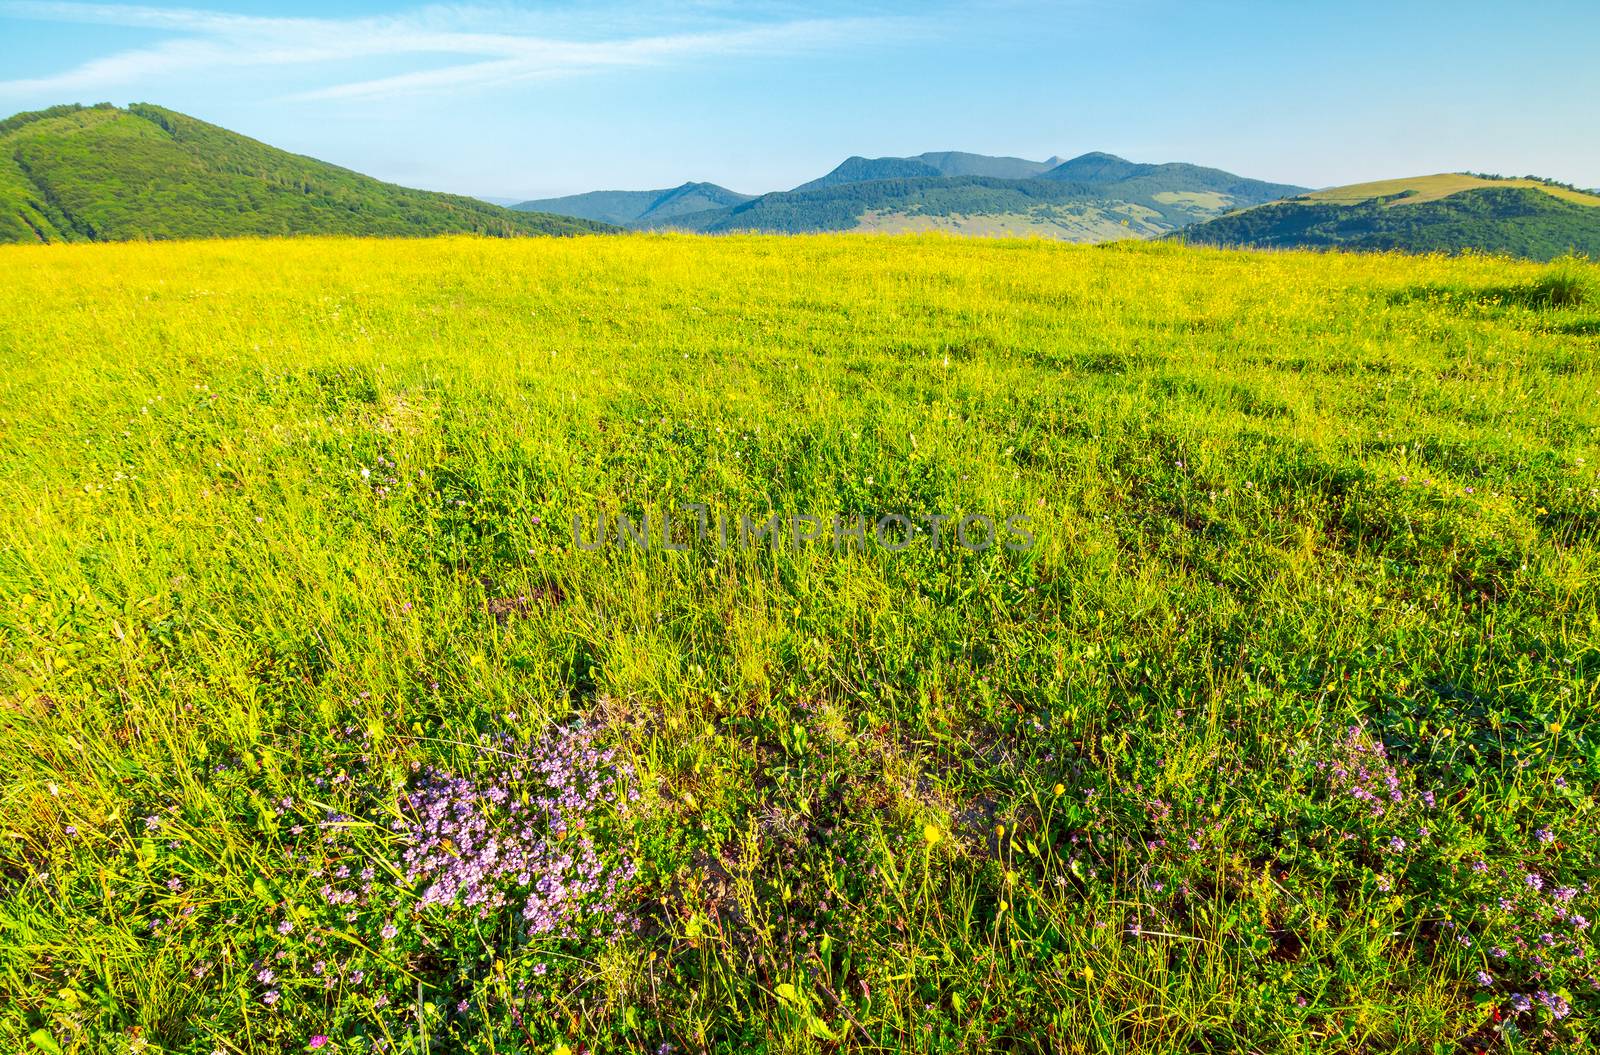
[1,0,1596,200]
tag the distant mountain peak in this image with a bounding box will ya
[793,156,946,191]
[906,151,1062,179]
[510,181,752,226]
[1044,152,1150,183]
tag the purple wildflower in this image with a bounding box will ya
[395,724,637,940]
[1536,990,1571,1019]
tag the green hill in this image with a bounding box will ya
[511,181,751,226]
[644,160,1305,241]
[0,103,611,244]
[1175,174,1600,260]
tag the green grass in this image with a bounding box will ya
[1,234,1599,1054]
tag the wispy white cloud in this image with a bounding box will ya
[0,1,909,101]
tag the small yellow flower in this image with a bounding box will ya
[923,824,942,846]
[995,824,1006,838]
[1053,783,1065,796]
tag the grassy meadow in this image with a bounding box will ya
[2,234,1599,1054]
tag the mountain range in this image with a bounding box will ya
[516,150,1307,241]
[0,103,608,243]
[2,103,1596,260]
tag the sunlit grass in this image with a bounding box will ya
[0,234,1597,1054]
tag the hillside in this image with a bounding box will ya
[0,103,611,243]
[644,156,1305,240]
[511,181,751,226]
[1176,174,1600,259]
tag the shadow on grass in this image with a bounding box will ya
[1387,257,1597,312]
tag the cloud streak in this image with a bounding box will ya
[0,1,905,101]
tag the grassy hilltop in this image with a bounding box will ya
[1,235,1599,1053]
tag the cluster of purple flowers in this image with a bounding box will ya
[360,455,402,498]
[1507,990,1572,1019]
[396,723,640,939]
[1314,724,1410,818]
[246,717,642,1019]
[1464,854,1596,1013]
[1295,723,1595,1023]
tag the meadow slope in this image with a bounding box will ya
[1,235,1599,1054]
